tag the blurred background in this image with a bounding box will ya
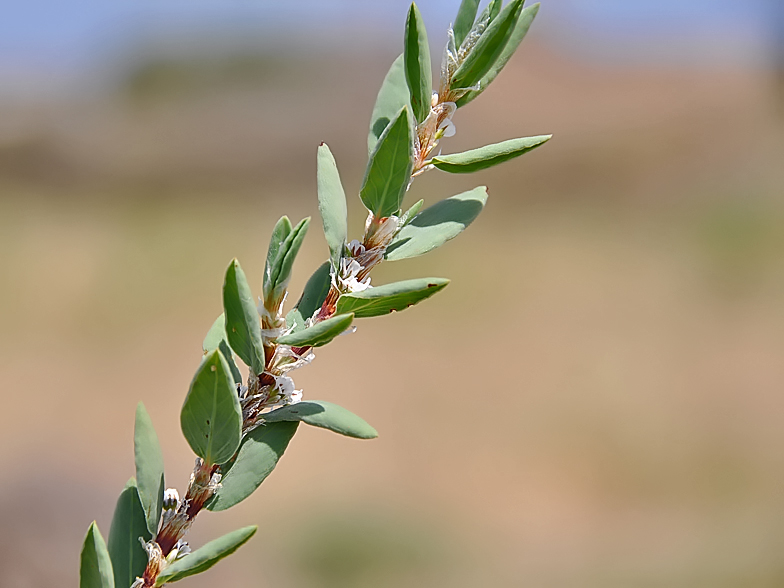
[2,1,784,586]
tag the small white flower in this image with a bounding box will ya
[343,274,371,293]
[347,239,365,257]
[334,256,371,293]
[162,488,180,510]
[273,374,302,404]
[273,374,295,396]
[173,539,191,559]
[343,258,361,279]
[439,118,456,137]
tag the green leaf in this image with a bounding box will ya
[202,313,226,354]
[181,349,242,466]
[285,261,332,334]
[80,522,115,588]
[223,259,265,375]
[134,402,165,536]
[203,314,243,385]
[386,187,487,261]
[276,313,354,348]
[317,144,348,271]
[263,216,292,297]
[457,3,540,107]
[450,0,524,90]
[207,421,299,511]
[398,198,425,228]
[404,3,432,124]
[360,106,414,219]
[488,0,502,22]
[263,400,378,439]
[431,135,551,173]
[453,0,481,47]
[336,277,449,318]
[266,217,311,302]
[154,526,257,585]
[108,479,151,588]
[368,54,411,155]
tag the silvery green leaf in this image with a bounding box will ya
[202,314,242,384]
[317,144,348,272]
[398,198,424,228]
[180,349,242,466]
[360,106,414,219]
[457,3,540,107]
[134,402,165,535]
[263,400,377,439]
[386,187,487,261]
[431,135,551,173]
[263,216,292,298]
[108,479,150,588]
[451,0,524,90]
[336,277,449,318]
[154,526,257,585]
[404,3,432,124]
[453,0,481,48]
[267,217,310,302]
[276,313,354,348]
[80,522,114,588]
[368,54,411,155]
[206,421,298,511]
[223,259,265,375]
[285,261,332,334]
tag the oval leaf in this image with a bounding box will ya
[386,187,488,261]
[453,0,481,48]
[263,400,377,439]
[203,314,243,385]
[457,3,540,107]
[181,349,242,466]
[317,144,348,271]
[223,259,265,375]
[335,278,449,318]
[285,261,332,334]
[134,402,165,535]
[360,106,415,219]
[108,479,151,588]
[404,3,432,124]
[80,522,115,588]
[450,0,524,90]
[431,135,551,174]
[154,526,257,585]
[266,217,311,302]
[276,313,354,348]
[368,54,411,155]
[207,420,299,511]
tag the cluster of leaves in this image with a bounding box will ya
[80,2,548,587]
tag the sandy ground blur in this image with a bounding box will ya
[2,38,784,587]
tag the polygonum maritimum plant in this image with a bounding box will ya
[79,1,550,586]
